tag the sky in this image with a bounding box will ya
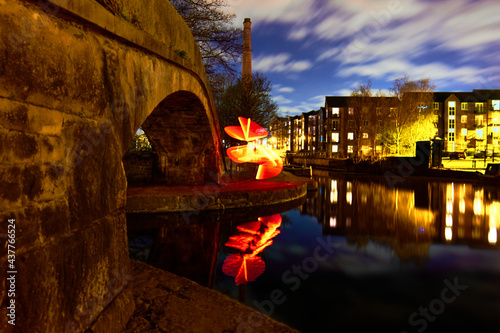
[224,0,500,116]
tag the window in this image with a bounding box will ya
[461,115,467,123]
[362,107,369,113]
[348,120,354,128]
[477,129,483,139]
[448,132,455,141]
[390,107,397,113]
[376,107,381,115]
[348,108,354,115]
[348,132,354,140]
[332,133,339,142]
[449,119,455,129]
[461,102,468,110]
[363,120,369,126]
[362,132,369,139]
[434,102,439,110]
[475,103,484,112]
[475,115,483,126]
[332,107,340,117]
[347,145,353,153]
[333,120,339,130]
[332,145,338,153]
[461,128,467,136]
[493,100,500,111]
[448,101,456,115]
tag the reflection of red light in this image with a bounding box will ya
[222,254,265,285]
[222,214,282,285]
[224,118,283,180]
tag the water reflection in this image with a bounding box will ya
[127,197,305,287]
[222,214,282,285]
[303,170,500,264]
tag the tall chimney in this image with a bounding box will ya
[242,18,252,83]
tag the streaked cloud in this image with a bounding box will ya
[273,95,292,104]
[278,86,295,93]
[224,0,500,114]
[253,53,313,73]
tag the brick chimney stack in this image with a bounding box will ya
[242,18,252,83]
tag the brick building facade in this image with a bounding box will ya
[270,89,500,157]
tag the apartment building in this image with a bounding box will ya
[270,89,500,157]
[436,89,500,153]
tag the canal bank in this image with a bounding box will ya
[119,172,314,332]
[287,155,488,182]
[126,171,316,213]
[122,261,298,333]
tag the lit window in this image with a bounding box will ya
[332,133,339,142]
[475,115,483,126]
[448,101,455,116]
[332,145,338,153]
[434,102,439,109]
[461,102,468,110]
[347,145,353,153]
[332,107,340,117]
[348,108,354,115]
[477,129,483,139]
[362,133,369,139]
[348,132,354,140]
[461,128,467,136]
[475,103,484,112]
[493,100,500,111]
[461,115,467,123]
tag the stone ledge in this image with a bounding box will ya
[126,172,314,214]
[123,261,298,333]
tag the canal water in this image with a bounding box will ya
[127,170,500,333]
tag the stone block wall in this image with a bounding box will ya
[0,0,221,331]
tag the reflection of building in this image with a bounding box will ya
[440,183,499,246]
[300,171,500,263]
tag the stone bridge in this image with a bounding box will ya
[0,0,222,331]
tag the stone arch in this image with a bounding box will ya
[138,90,220,185]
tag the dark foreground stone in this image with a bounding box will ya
[123,261,298,333]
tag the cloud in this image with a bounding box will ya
[225,0,317,25]
[273,95,292,104]
[278,86,295,93]
[253,53,313,73]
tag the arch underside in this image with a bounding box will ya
[141,91,219,185]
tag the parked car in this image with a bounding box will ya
[474,150,493,159]
[449,151,466,159]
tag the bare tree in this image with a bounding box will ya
[216,73,279,135]
[170,0,243,79]
[349,81,373,159]
[389,75,435,155]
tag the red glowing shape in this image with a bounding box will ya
[224,117,283,180]
[222,214,282,285]
[224,117,269,142]
[222,254,265,285]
